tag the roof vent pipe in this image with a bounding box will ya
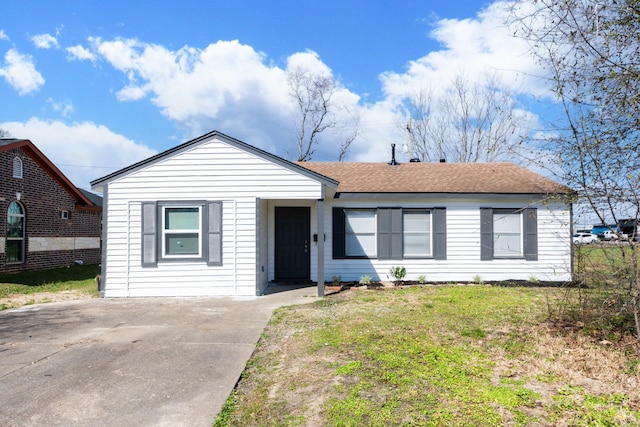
[390,143,398,165]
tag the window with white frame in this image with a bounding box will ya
[493,211,523,257]
[403,210,431,257]
[333,207,446,260]
[162,206,202,258]
[345,209,376,257]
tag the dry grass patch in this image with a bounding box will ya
[0,264,100,311]
[216,285,639,427]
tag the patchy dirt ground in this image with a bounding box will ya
[0,290,96,310]
[227,287,640,426]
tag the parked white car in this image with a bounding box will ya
[573,233,598,244]
[598,230,628,241]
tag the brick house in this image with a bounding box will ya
[1,139,102,274]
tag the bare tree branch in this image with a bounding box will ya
[400,72,525,164]
[287,68,338,161]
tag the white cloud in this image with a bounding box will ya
[0,118,156,190]
[0,30,9,41]
[62,1,553,164]
[0,49,45,95]
[47,98,73,117]
[66,45,96,62]
[379,1,549,101]
[32,33,59,49]
[286,50,332,75]
[79,37,302,153]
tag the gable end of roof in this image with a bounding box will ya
[2,139,100,209]
[90,130,339,189]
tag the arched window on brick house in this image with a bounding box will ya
[7,201,25,263]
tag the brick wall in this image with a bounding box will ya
[0,149,102,274]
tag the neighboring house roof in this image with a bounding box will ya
[79,188,103,207]
[0,138,101,211]
[297,161,572,195]
[90,130,339,189]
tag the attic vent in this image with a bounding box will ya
[60,210,70,220]
[13,157,23,178]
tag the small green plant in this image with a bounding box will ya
[389,266,407,285]
[417,274,427,284]
[359,275,372,285]
[331,275,342,285]
[528,275,539,284]
[214,390,238,427]
[473,274,484,284]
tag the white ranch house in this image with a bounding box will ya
[90,131,574,297]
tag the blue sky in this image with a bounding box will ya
[1,0,551,191]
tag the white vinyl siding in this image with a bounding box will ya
[96,133,573,296]
[100,136,326,297]
[322,198,571,284]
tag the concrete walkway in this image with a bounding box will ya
[0,285,319,427]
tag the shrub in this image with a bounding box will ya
[389,266,407,284]
[359,275,372,285]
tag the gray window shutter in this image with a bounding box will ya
[480,208,493,261]
[433,208,447,260]
[377,209,390,259]
[207,201,223,266]
[141,202,157,267]
[378,208,402,260]
[523,208,538,261]
[332,208,346,259]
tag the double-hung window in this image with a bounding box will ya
[345,209,377,257]
[162,206,202,258]
[141,201,222,267]
[333,207,446,260]
[403,210,431,257]
[493,211,522,257]
[480,208,537,261]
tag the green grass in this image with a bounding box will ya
[216,286,640,426]
[0,264,101,308]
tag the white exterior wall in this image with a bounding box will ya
[314,196,572,283]
[256,198,269,294]
[101,137,324,297]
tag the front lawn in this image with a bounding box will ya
[0,264,101,310]
[216,285,640,426]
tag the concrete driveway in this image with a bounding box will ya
[0,286,318,427]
